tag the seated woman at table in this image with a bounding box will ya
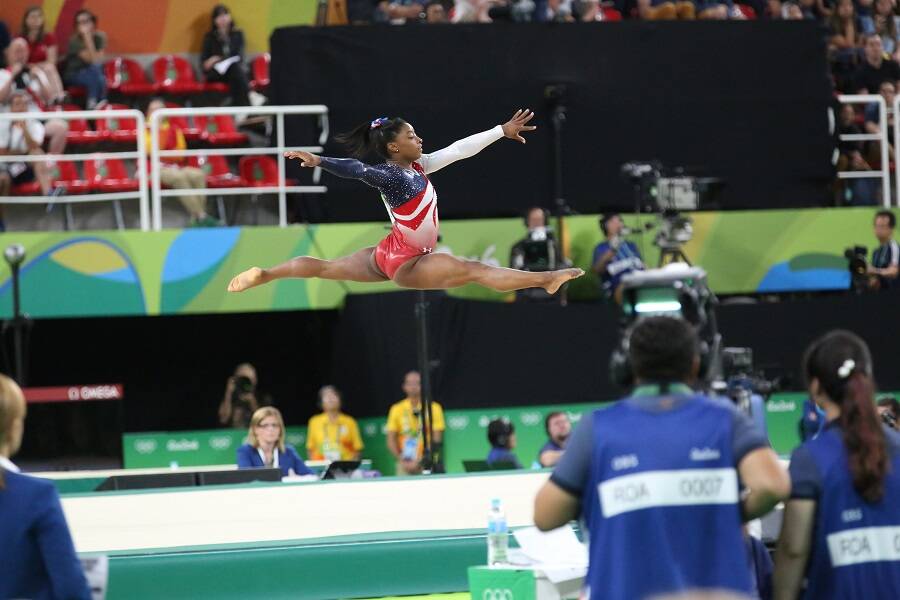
[237,407,314,477]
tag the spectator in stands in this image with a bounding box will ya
[538,411,571,468]
[237,406,314,477]
[0,91,63,200]
[637,0,697,20]
[0,40,68,156]
[510,207,565,303]
[218,362,261,428]
[827,0,862,68]
[853,34,900,94]
[18,6,65,105]
[63,9,106,109]
[544,0,576,20]
[861,0,900,59]
[0,373,91,600]
[306,385,364,461]
[386,370,445,475]
[425,1,451,21]
[796,0,819,18]
[144,98,218,227]
[591,213,644,304]
[836,103,879,205]
[486,418,523,469]
[534,317,789,599]
[774,331,900,599]
[877,395,900,429]
[867,209,899,290]
[377,0,426,23]
[201,4,251,107]
[784,1,804,17]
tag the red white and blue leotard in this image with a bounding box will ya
[318,125,504,279]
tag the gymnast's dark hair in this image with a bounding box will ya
[336,118,409,160]
[803,330,888,503]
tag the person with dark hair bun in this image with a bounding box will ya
[228,110,583,295]
[774,330,900,599]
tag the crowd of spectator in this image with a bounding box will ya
[0,4,266,230]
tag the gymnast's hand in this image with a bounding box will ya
[501,109,537,144]
[284,150,322,168]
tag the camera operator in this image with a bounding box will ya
[591,213,644,304]
[868,210,899,291]
[509,207,565,303]
[534,316,789,599]
[878,395,900,430]
[218,363,263,429]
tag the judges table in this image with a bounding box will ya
[59,470,549,599]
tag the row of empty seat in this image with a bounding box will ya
[52,103,249,147]
[11,155,295,196]
[67,54,270,102]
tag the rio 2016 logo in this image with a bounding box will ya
[134,440,158,454]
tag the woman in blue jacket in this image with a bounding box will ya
[774,331,900,599]
[0,374,91,600]
[237,406,313,477]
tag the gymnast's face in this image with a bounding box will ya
[387,123,423,163]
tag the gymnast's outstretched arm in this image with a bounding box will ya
[418,108,537,175]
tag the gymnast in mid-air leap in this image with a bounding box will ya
[227,109,583,294]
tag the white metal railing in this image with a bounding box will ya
[0,109,149,230]
[150,105,329,230]
[837,95,891,207]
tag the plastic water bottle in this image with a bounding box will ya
[487,498,509,565]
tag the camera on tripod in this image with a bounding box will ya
[844,245,869,292]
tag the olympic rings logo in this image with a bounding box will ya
[482,589,514,600]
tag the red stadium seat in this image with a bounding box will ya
[52,161,92,194]
[96,104,138,143]
[84,158,139,193]
[193,115,249,146]
[104,58,156,97]
[10,161,90,195]
[163,101,203,142]
[250,53,270,92]
[54,104,102,145]
[239,156,297,187]
[151,55,204,96]
[188,155,247,188]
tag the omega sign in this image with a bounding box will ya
[68,385,122,401]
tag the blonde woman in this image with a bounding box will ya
[0,374,90,599]
[236,406,313,477]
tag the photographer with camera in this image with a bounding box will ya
[867,210,899,291]
[534,316,789,599]
[877,395,900,430]
[218,363,262,429]
[509,207,565,303]
[591,213,644,304]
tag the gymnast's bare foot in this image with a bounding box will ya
[228,267,265,292]
[544,268,584,295]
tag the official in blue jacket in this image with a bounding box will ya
[774,330,900,599]
[237,406,313,477]
[534,317,790,600]
[0,374,91,600]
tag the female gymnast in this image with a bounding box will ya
[227,109,583,294]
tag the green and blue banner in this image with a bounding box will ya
[1,207,891,319]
